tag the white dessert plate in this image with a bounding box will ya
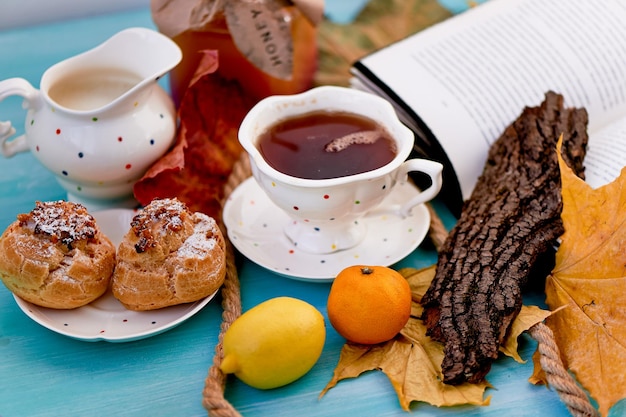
[223,178,431,282]
[13,208,218,343]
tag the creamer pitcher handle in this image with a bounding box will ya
[0,78,40,157]
[396,159,444,218]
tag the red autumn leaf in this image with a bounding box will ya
[133,50,256,221]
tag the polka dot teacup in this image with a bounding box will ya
[238,86,444,254]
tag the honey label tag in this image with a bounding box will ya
[224,0,294,80]
[151,0,221,37]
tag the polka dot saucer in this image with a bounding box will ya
[223,177,431,282]
[13,208,218,342]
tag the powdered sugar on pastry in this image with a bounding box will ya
[112,198,226,311]
[0,200,116,309]
[18,200,97,248]
[129,198,187,253]
[177,216,219,259]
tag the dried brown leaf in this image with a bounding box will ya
[529,348,548,386]
[315,0,451,87]
[500,305,553,363]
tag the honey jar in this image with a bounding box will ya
[152,0,320,104]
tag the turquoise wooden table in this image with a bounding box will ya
[0,6,577,417]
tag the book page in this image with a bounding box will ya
[353,0,626,199]
[585,119,626,188]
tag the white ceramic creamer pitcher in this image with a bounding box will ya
[0,27,182,209]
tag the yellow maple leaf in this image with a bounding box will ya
[321,266,552,411]
[544,138,626,417]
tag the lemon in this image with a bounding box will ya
[220,296,326,389]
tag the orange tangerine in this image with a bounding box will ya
[327,265,412,345]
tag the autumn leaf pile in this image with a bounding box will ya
[321,144,626,416]
[320,266,552,411]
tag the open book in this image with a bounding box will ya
[351,0,626,215]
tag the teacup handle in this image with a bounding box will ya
[0,78,40,157]
[395,158,444,218]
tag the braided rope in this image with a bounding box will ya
[202,154,249,417]
[201,238,242,417]
[528,324,599,417]
[425,204,448,251]
[202,155,597,416]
